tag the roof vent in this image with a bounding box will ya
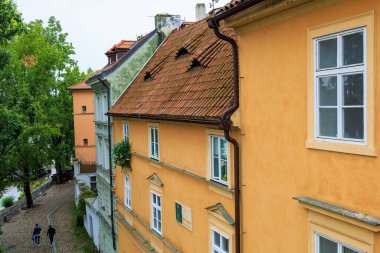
[175,47,189,59]
[188,58,203,71]
[144,72,152,81]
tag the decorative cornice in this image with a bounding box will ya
[225,0,342,34]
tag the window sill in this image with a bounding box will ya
[151,229,162,239]
[306,140,377,157]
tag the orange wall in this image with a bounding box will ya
[235,0,380,252]
[113,117,237,252]
[72,89,96,162]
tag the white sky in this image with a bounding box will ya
[16,0,230,72]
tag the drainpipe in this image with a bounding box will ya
[207,19,241,253]
[98,78,116,251]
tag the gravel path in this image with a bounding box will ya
[1,181,83,253]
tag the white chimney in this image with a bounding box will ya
[195,3,206,21]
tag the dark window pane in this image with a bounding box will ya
[222,237,229,252]
[319,108,337,137]
[343,74,363,106]
[319,236,337,253]
[343,246,360,253]
[221,160,227,182]
[221,138,227,160]
[214,231,220,246]
[343,32,364,66]
[344,108,364,140]
[175,203,182,223]
[319,76,337,106]
[214,157,219,177]
[319,38,337,69]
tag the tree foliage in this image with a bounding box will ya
[0,14,86,207]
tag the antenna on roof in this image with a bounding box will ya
[209,0,219,10]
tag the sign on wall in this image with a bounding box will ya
[175,201,192,231]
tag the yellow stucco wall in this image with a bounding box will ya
[231,0,380,252]
[113,117,238,252]
[72,89,96,162]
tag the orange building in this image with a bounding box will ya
[69,80,96,163]
[210,0,380,253]
[108,20,239,253]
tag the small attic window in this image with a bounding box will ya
[188,59,203,71]
[175,47,189,59]
[144,72,152,81]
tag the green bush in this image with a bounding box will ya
[77,189,97,217]
[113,139,131,169]
[18,191,25,200]
[1,196,14,207]
[32,181,40,189]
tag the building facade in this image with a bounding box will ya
[108,20,239,252]
[212,0,380,252]
[86,14,182,253]
[68,80,99,249]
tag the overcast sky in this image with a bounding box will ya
[16,0,230,72]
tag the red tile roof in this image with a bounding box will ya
[105,40,136,55]
[68,80,92,90]
[108,20,236,123]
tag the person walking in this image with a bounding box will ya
[32,224,42,246]
[47,225,56,246]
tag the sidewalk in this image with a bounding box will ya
[1,181,83,253]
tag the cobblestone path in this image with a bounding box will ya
[1,181,83,253]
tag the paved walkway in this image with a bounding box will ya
[1,181,83,253]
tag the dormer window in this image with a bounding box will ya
[144,72,152,81]
[175,47,189,59]
[188,58,203,71]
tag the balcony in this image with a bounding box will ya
[79,161,97,173]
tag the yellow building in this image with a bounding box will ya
[211,0,380,252]
[108,20,240,252]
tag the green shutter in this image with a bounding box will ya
[175,203,182,223]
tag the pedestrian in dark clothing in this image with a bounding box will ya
[32,224,42,246]
[47,225,56,246]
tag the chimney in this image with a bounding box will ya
[195,3,206,21]
[155,14,182,42]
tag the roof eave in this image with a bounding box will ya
[106,113,220,125]
[212,0,266,22]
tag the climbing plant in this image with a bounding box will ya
[112,139,131,169]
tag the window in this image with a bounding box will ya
[96,95,101,121]
[149,127,159,160]
[314,28,365,143]
[151,192,162,234]
[103,95,108,121]
[315,233,364,253]
[212,230,229,253]
[125,175,131,209]
[83,139,88,146]
[82,105,87,113]
[90,176,97,192]
[210,136,228,185]
[123,124,129,141]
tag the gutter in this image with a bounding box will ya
[207,19,241,253]
[107,113,220,125]
[97,77,116,251]
[213,0,265,23]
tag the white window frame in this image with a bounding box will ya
[125,175,131,209]
[95,95,101,121]
[149,127,159,160]
[103,94,108,122]
[151,192,162,235]
[123,123,129,141]
[210,135,228,185]
[315,233,365,253]
[314,27,366,144]
[211,229,230,253]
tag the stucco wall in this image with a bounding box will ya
[234,0,380,252]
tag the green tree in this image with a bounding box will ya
[0,17,85,207]
[0,0,23,69]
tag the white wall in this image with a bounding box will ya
[85,199,100,250]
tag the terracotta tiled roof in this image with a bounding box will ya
[87,30,157,84]
[108,20,236,123]
[68,80,92,90]
[105,40,136,55]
